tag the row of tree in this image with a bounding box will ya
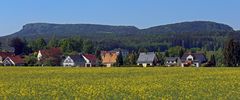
[2,35,240,67]
[8,36,95,55]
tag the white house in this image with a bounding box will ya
[181,53,207,67]
[136,52,158,67]
[63,55,85,67]
[63,54,97,67]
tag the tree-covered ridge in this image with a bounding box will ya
[4,21,234,38]
[142,21,234,34]
[0,21,238,52]
[11,23,140,37]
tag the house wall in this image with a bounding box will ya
[106,64,112,67]
[101,53,118,64]
[37,51,42,61]
[186,55,194,61]
[3,58,15,66]
[165,61,177,66]
[0,56,2,64]
[138,63,153,67]
[63,57,75,67]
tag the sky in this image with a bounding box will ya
[0,0,239,36]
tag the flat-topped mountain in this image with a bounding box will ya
[0,21,237,51]
[8,23,140,38]
[2,21,234,39]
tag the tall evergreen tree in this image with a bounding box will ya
[83,40,94,54]
[210,55,216,67]
[165,51,169,57]
[9,37,25,55]
[95,47,102,61]
[72,37,83,52]
[116,51,123,67]
[223,38,240,67]
[156,52,165,65]
[22,38,32,54]
[125,51,136,65]
[47,34,59,48]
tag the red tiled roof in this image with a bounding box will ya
[0,52,14,59]
[101,51,118,64]
[83,54,97,62]
[9,56,24,64]
[40,48,62,57]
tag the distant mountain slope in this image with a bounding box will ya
[142,21,234,34]
[0,21,237,51]
[7,23,140,38]
[3,21,234,39]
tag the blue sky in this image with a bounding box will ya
[0,0,239,36]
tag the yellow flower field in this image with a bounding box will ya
[0,67,240,99]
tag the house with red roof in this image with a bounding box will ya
[37,48,62,61]
[3,56,25,66]
[100,51,120,67]
[37,48,63,66]
[0,52,15,65]
[82,54,98,67]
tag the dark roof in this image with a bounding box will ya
[181,53,207,63]
[69,54,86,65]
[165,57,179,61]
[137,52,156,63]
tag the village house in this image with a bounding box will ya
[37,48,62,61]
[3,56,25,66]
[63,54,85,67]
[181,53,207,67]
[165,57,181,67]
[63,54,97,67]
[82,54,98,67]
[0,52,15,65]
[101,51,118,67]
[137,52,158,67]
[37,48,62,66]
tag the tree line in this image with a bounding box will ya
[1,35,240,67]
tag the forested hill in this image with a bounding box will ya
[142,21,234,34]
[0,21,238,51]
[6,23,140,38]
[3,21,234,39]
